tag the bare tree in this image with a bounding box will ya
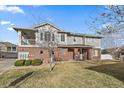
[89,5,124,60]
[0,45,2,60]
[25,8,58,71]
[36,26,59,71]
[90,5,124,49]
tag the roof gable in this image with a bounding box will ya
[13,22,103,38]
[33,22,64,32]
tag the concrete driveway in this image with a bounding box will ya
[0,59,16,74]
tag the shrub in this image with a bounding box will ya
[101,49,109,54]
[31,59,43,66]
[15,60,25,66]
[24,60,32,66]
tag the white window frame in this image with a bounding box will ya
[61,34,65,42]
[18,52,29,60]
[94,50,98,57]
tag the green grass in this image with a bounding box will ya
[0,60,124,88]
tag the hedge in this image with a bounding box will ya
[15,60,25,66]
[31,59,43,66]
[24,60,32,66]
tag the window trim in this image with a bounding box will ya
[45,32,51,41]
[61,34,65,42]
[52,33,55,41]
[40,32,43,40]
[7,47,11,51]
[12,47,16,51]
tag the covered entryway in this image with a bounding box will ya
[59,44,93,61]
[79,48,92,60]
[68,48,74,60]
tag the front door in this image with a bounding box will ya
[80,49,88,60]
[68,48,74,60]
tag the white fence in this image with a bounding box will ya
[101,54,113,60]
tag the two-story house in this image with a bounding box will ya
[0,42,17,58]
[13,22,102,63]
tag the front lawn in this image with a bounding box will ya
[0,60,124,88]
[0,69,35,87]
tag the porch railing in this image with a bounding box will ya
[21,39,35,45]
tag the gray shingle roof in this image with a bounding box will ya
[13,22,103,38]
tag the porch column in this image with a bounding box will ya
[18,31,22,46]
[35,31,38,45]
[74,48,79,60]
[80,48,83,60]
[87,48,92,60]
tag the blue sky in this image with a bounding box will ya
[0,5,103,44]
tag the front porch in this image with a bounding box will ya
[21,30,36,45]
[58,45,93,61]
[13,27,37,46]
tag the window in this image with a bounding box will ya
[45,32,51,41]
[40,50,43,54]
[7,47,11,51]
[12,47,16,51]
[61,34,65,42]
[73,37,76,42]
[40,33,43,40]
[52,51,54,54]
[52,34,54,41]
[121,52,124,55]
[94,50,98,56]
[68,48,74,52]
[19,52,29,60]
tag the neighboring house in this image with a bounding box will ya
[13,22,102,63]
[116,46,124,61]
[103,46,124,61]
[0,42,17,59]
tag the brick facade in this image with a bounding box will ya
[18,47,101,63]
[92,48,101,60]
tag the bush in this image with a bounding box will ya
[24,60,32,66]
[101,49,109,54]
[31,59,43,66]
[15,60,25,66]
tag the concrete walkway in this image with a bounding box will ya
[0,59,15,74]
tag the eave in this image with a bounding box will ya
[13,27,38,32]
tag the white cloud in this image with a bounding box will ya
[0,21,11,25]
[10,23,15,26]
[0,20,15,26]
[0,5,24,14]
[7,27,14,31]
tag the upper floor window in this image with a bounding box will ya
[61,34,65,42]
[12,47,16,51]
[45,32,51,41]
[52,34,54,41]
[73,37,76,42]
[40,33,43,40]
[7,47,11,51]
